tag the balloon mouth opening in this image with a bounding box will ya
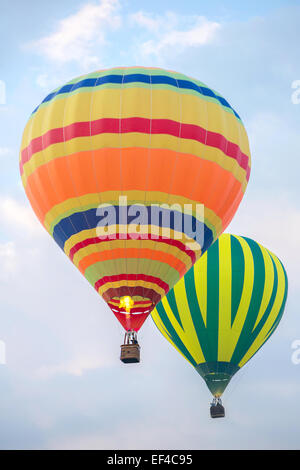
[204,373,232,397]
[119,296,134,313]
[102,285,161,316]
[195,362,240,396]
[108,294,155,316]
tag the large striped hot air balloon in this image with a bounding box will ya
[152,234,288,416]
[20,67,251,359]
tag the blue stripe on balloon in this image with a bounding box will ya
[52,206,213,254]
[32,74,240,119]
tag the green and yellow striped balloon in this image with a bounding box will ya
[152,234,288,397]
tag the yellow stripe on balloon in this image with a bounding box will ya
[97,280,165,298]
[26,88,249,155]
[224,235,254,362]
[159,295,203,364]
[63,225,202,260]
[193,250,208,327]
[173,280,205,363]
[251,246,274,331]
[21,134,249,192]
[72,239,192,270]
[238,254,286,368]
[110,299,153,308]
[217,233,232,362]
[152,309,195,366]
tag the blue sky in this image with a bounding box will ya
[0,0,300,449]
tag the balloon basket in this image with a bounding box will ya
[120,331,140,364]
[120,344,140,363]
[210,398,225,418]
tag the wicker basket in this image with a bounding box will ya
[120,343,140,363]
[210,403,225,418]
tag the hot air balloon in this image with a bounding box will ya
[19,67,251,362]
[152,234,288,416]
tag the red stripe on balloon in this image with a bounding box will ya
[20,118,250,178]
[69,233,196,264]
[94,273,169,294]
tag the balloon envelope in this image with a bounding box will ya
[152,234,288,396]
[20,67,251,331]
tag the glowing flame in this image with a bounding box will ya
[119,296,134,313]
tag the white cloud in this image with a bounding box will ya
[130,10,170,33]
[0,196,43,238]
[27,0,121,68]
[131,12,221,58]
[35,74,51,90]
[35,73,69,91]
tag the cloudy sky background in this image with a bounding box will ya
[0,0,299,449]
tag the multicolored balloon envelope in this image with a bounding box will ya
[20,67,251,333]
[152,234,288,399]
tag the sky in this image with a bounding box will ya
[0,0,300,450]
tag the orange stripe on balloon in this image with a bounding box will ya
[77,248,186,276]
[24,148,243,224]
